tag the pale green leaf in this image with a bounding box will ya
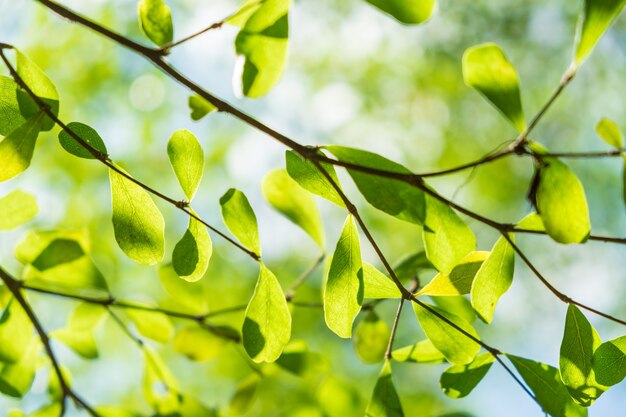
[391,339,446,364]
[363,263,402,299]
[110,167,165,265]
[234,0,289,97]
[463,43,525,132]
[364,0,435,24]
[15,49,59,131]
[365,360,404,417]
[220,188,261,256]
[228,373,260,416]
[574,0,626,66]
[0,190,38,230]
[285,150,345,207]
[593,335,626,386]
[143,348,180,414]
[188,95,216,121]
[172,212,212,282]
[51,303,106,359]
[470,236,515,323]
[173,326,229,362]
[353,310,390,364]
[158,264,209,314]
[0,114,42,182]
[167,129,204,200]
[262,168,324,247]
[422,194,476,274]
[439,353,494,398]
[57,122,108,160]
[127,307,174,343]
[138,0,174,47]
[0,299,34,363]
[228,0,263,26]
[595,118,623,148]
[243,263,291,362]
[324,215,363,338]
[26,404,62,417]
[413,302,480,365]
[418,251,488,296]
[325,145,425,225]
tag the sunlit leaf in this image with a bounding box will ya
[110,167,165,265]
[431,296,476,324]
[0,298,34,364]
[595,118,623,148]
[0,190,38,230]
[0,75,32,136]
[220,188,261,256]
[172,212,212,282]
[285,150,345,207]
[391,339,446,364]
[57,122,108,160]
[592,334,626,386]
[228,373,260,415]
[439,353,494,399]
[158,264,209,314]
[0,114,42,182]
[364,0,435,24]
[15,49,59,131]
[127,307,173,343]
[0,340,38,398]
[228,0,263,26]
[574,0,626,67]
[243,263,291,362]
[143,348,180,414]
[365,360,404,417]
[188,95,216,121]
[138,0,174,47]
[324,215,363,338]
[417,251,488,296]
[167,129,204,201]
[516,212,545,231]
[353,310,390,364]
[51,303,106,359]
[173,326,229,362]
[363,263,402,299]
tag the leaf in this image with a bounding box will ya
[593,335,626,386]
[188,95,216,121]
[536,157,590,244]
[574,0,626,67]
[158,264,209,314]
[0,340,38,398]
[324,215,363,338]
[418,251,489,296]
[167,129,204,200]
[228,0,264,26]
[173,326,229,362]
[470,236,515,323]
[0,75,32,136]
[422,194,476,274]
[431,295,476,324]
[595,118,624,148]
[126,308,174,343]
[507,355,588,417]
[285,150,345,207]
[363,263,402,299]
[143,348,180,415]
[353,310,390,364]
[462,43,525,132]
[325,145,425,225]
[138,0,174,47]
[234,0,289,97]
[623,156,626,208]
[560,305,606,406]
[51,303,106,359]
[95,406,143,417]
[275,340,328,376]
[262,168,324,247]
[391,339,446,364]
[109,167,165,265]
[220,188,261,256]
[364,0,435,24]
[516,212,545,231]
[15,49,59,131]
[439,353,494,398]
[228,373,260,415]
[393,251,434,281]
[0,190,38,230]
[365,360,404,417]
[172,212,212,282]
[412,302,480,365]
[243,264,291,362]
[0,114,43,182]
[0,298,34,363]
[57,122,108,160]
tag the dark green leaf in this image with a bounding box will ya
[172,212,212,282]
[58,122,108,160]
[188,95,216,121]
[440,353,494,398]
[592,335,626,386]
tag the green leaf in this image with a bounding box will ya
[0,340,38,398]
[263,168,324,247]
[560,305,606,406]
[365,360,404,417]
[109,167,165,265]
[275,340,328,376]
[364,0,435,24]
[51,303,106,359]
[0,114,42,182]
[285,150,345,207]
[516,212,545,231]
[595,118,624,148]
[234,0,289,97]
[422,194,476,274]
[173,326,229,362]
[138,0,174,47]
[172,212,212,282]
[0,298,34,363]
[440,353,494,398]
[508,355,588,417]
[324,215,363,338]
[325,146,425,225]
[57,122,108,160]
[25,404,62,417]
[536,157,590,244]
[417,251,488,296]
[143,348,180,415]
[470,236,515,323]
[95,406,143,417]
[413,302,480,365]
[391,339,446,364]
[243,263,291,362]
[167,129,204,201]
[0,190,38,230]
[126,307,174,343]
[220,188,261,256]
[593,335,626,386]
[158,264,209,314]
[228,373,260,416]
[188,95,216,121]
[363,263,402,299]
[15,49,59,131]
[353,310,390,364]
[462,43,525,132]
[431,295,476,324]
[0,75,32,136]
[574,0,626,67]
[623,156,626,208]
[228,0,264,26]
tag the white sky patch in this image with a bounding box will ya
[129,74,166,112]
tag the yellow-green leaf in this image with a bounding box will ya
[363,263,402,299]
[364,0,435,24]
[158,264,209,314]
[0,114,42,182]
[138,0,174,47]
[15,49,59,131]
[391,339,446,364]
[0,298,34,363]
[143,348,180,414]
[0,190,38,230]
[574,0,626,67]
[51,303,106,359]
[220,188,261,256]
[285,150,345,207]
[593,335,626,386]
[167,129,204,201]
[173,326,229,362]
[417,251,488,297]
[0,340,38,398]
[127,307,174,343]
[365,360,404,417]
[595,118,623,148]
[172,212,212,282]
[353,310,390,364]
[440,353,494,398]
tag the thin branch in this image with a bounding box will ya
[509,227,626,245]
[385,299,405,359]
[286,252,325,298]
[107,307,144,347]
[160,20,225,52]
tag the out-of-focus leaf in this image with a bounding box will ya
[188,95,216,121]
[138,0,174,47]
[595,118,623,148]
[363,263,402,299]
[143,348,180,414]
[95,406,143,417]
[0,114,42,182]
[516,212,545,231]
[167,129,204,201]
[127,307,174,343]
[354,310,390,364]
[15,49,59,131]
[228,373,260,415]
[364,0,435,24]
[440,353,494,398]
[0,299,34,363]
[51,303,106,359]
[57,122,108,160]
[417,251,488,296]
[275,340,328,376]
[285,150,345,207]
[574,0,626,66]
[392,339,446,364]
[0,340,38,397]
[0,190,38,230]
[172,212,212,282]
[365,359,404,417]
[158,264,209,314]
[393,251,433,282]
[220,188,261,256]
[592,335,626,386]
[173,326,229,362]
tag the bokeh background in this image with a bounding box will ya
[1,0,626,415]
